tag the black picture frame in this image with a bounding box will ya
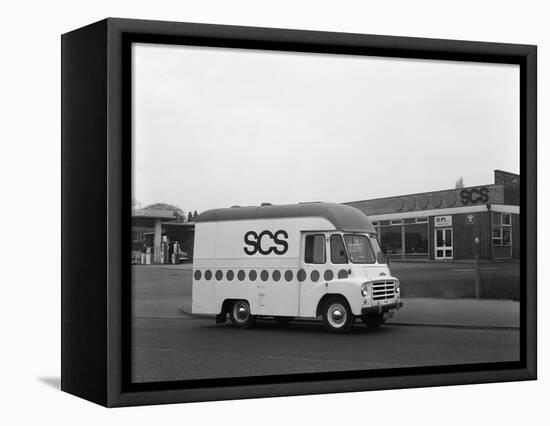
[61,17,537,407]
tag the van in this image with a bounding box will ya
[191,202,402,333]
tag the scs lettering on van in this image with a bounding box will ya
[243,230,288,255]
[191,202,402,333]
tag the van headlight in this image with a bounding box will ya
[361,282,370,297]
[395,280,400,294]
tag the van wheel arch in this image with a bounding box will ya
[321,295,354,333]
[215,299,245,324]
[316,294,352,317]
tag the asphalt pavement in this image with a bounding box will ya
[133,316,519,383]
[131,264,520,383]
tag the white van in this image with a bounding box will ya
[191,202,402,333]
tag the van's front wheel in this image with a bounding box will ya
[322,296,354,333]
[229,300,256,329]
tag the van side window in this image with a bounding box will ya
[304,234,326,264]
[330,235,348,264]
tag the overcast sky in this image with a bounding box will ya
[132,43,519,213]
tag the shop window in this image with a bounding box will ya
[492,228,503,245]
[404,223,429,254]
[380,225,402,255]
[391,219,402,225]
[416,217,428,223]
[304,234,326,264]
[502,228,511,245]
[492,212,512,247]
[403,218,416,224]
[132,231,144,243]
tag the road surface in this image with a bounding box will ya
[131,264,519,383]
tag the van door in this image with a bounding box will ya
[299,233,328,317]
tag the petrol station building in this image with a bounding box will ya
[131,207,195,264]
[132,170,519,264]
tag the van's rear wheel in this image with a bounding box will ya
[229,300,256,329]
[322,296,354,333]
[361,313,386,328]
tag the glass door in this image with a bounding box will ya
[435,228,453,259]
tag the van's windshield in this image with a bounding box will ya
[343,234,385,264]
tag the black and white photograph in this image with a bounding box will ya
[4,0,546,422]
[130,42,522,383]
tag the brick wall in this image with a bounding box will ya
[494,170,520,187]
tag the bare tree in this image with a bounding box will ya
[131,198,142,210]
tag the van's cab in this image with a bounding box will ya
[299,230,401,332]
[191,202,402,333]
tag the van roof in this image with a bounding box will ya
[195,202,375,233]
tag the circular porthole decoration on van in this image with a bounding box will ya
[215,270,223,281]
[272,270,281,282]
[194,270,202,281]
[310,270,320,282]
[284,270,293,282]
[204,270,212,281]
[297,269,307,282]
[226,270,234,281]
[324,270,334,281]
[249,270,257,281]
[260,270,269,281]
[338,269,348,279]
[237,270,246,281]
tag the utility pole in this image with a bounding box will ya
[474,236,481,299]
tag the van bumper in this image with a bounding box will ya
[361,301,403,315]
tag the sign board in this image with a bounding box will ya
[460,187,489,204]
[467,214,475,225]
[435,215,452,227]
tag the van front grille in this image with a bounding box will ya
[372,280,396,301]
